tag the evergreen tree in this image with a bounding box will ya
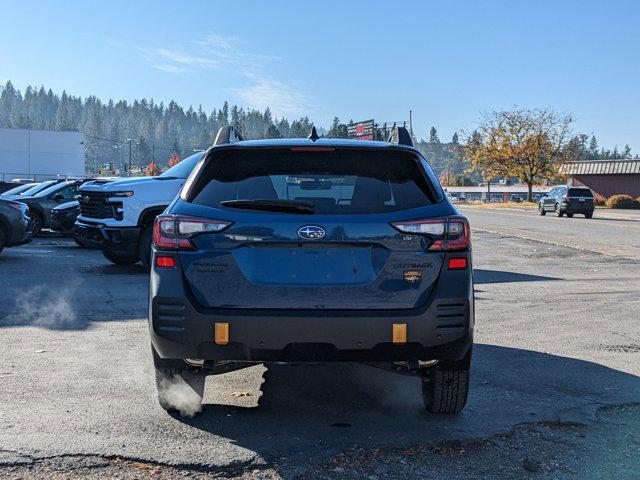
[612,146,619,159]
[136,136,152,168]
[328,117,348,138]
[265,124,282,139]
[588,135,599,159]
[0,81,635,179]
[172,137,181,157]
[428,126,440,144]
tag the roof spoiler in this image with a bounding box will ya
[213,126,244,146]
[387,126,413,147]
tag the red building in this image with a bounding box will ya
[561,160,640,198]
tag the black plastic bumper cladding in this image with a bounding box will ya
[74,221,140,252]
[149,251,474,363]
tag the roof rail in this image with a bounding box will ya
[388,126,413,147]
[213,126,244,146]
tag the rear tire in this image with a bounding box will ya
[554,204,563,217]
[585,212,593,219]
[152,347,205,416]
[0,229,5,255]
[566,213,574,218]
[138,226,153,272]
[74,238,87,248]
[421,368,470,414]
[538,204,546,216]
[102,249,140,266]
[421,348,472,414]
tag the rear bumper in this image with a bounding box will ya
[560,201,594,214]
[74,220,140,253]
[149,251,475,363]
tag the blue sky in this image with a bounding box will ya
[1,0,639,148]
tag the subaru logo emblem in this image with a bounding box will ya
[298,225,325,240]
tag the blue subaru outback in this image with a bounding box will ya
[149,127,474,415]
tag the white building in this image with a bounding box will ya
[445,185,558,202]
[0,128,85,182]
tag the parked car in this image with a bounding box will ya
[10,180,88,235]
[0,182,38,197]
[75,151,205,269]
[538,186,595,218]
[148,127,474,415]
[50,200,86,244]
[0,199,32,254]
[2,180,64,200]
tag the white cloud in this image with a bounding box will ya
[195,33,236,51]
[136,32,310,116]
[142,32,282,76]
[106,38,125,48]
[153,64,187,74]
[236,73,309,118]
[152,48,222,68]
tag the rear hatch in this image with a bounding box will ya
[567,188,594,210]
[173,146,455,310]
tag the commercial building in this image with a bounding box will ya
[0,128,85,182]
[561,160,640,198]
[445,185,554,203]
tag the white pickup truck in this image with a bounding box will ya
[75,152,204,269]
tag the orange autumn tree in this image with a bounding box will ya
[465,107,574,202]
[145,161,160,176]
[168,152,181,167]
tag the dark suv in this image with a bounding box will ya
[538,186,595,218]
[149,127,474,415]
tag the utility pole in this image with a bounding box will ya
[409,110,413,136]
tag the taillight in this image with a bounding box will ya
[153,214,232,250]
[391,216,470,251]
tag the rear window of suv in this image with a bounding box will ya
[568,188,593,197]
[189,148,439,214]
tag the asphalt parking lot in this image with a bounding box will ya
[1,208,639,479]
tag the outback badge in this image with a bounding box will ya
[403,270,422,284]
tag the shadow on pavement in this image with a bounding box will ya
[474,269,559,284]
[587,216,640,223]
[175,344,640,463]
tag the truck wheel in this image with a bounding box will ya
[30,211,43,236]
[152,347,205,416]
[138,226,153,271]
[0,229,5,255]
[566,213,574,218]
[585,212,593,219]
[74,238,87,248]
[538,204,546,216]
[102,249,140,266]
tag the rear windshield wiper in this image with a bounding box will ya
[219,199,315,214]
